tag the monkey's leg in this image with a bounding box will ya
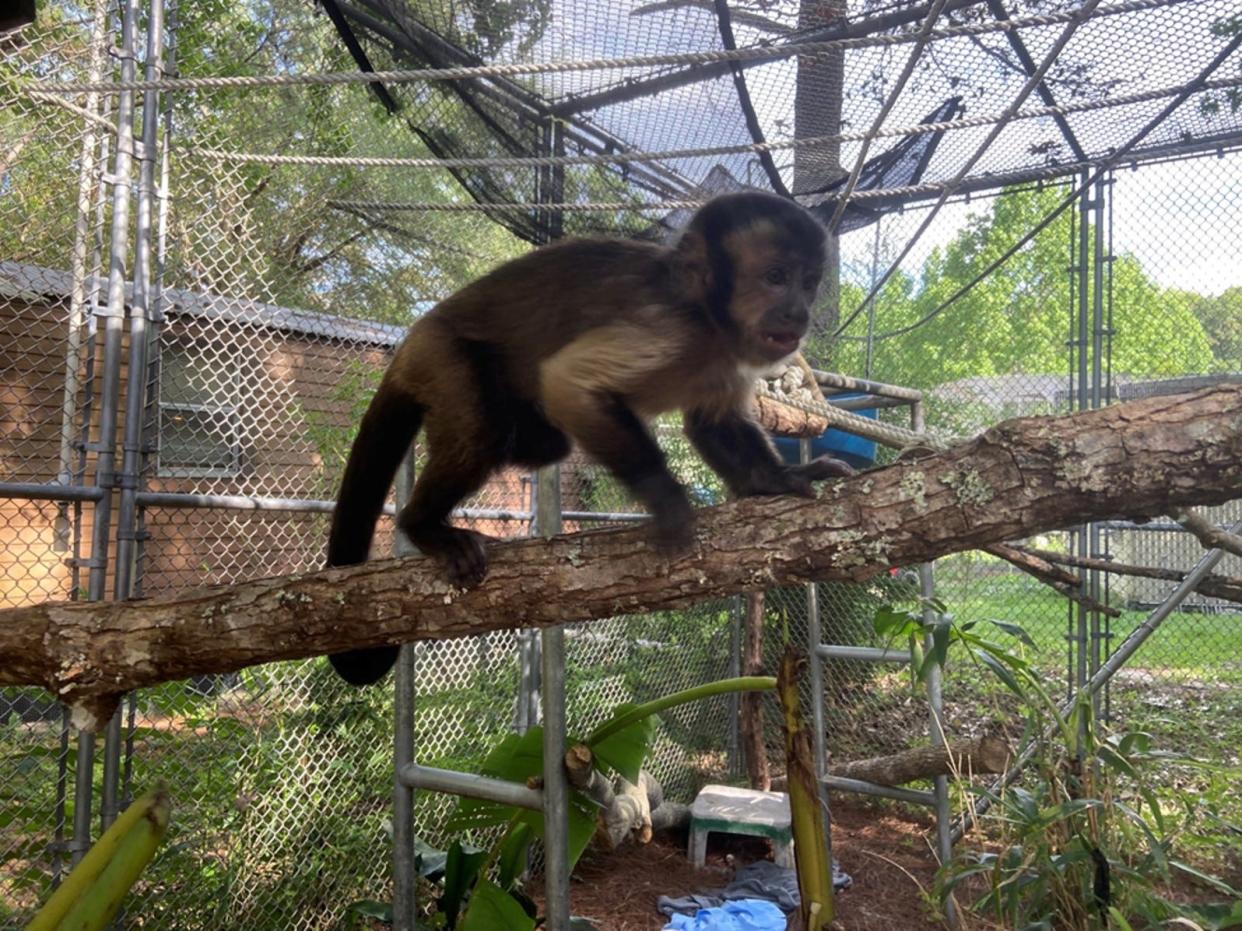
[398,453,497,589]
[545,392,694,554]
[685,408,854,499]
[508,402,571,468]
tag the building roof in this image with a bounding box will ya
[0,261,408,348]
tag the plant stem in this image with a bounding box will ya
[585,676,776,747]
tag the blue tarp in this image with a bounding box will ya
[662,898,786,931]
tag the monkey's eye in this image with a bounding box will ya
[803,275,820,292]
[764,267,789,287]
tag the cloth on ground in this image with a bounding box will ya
[657,858,852,917]
[661,898,786,931]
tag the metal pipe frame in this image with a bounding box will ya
[821,775,936,806]
[392,451,418,931]
[70,0,141,866]
[0,482,105,503]
[816,644,914,664]
[536,464,570,931]
[951,517,1242,843]
[820,394,914,413]
[102,0,166,834]
[399,764,544,811]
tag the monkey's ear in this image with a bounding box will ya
[673,228,712,303]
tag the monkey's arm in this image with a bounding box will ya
[684,406,854,499]
[540,325,695,552]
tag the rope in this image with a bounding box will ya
[826,0,950,234]
[755,385,936,450]
[833,0,1104,338]
[177,74,1242,172]
[32,0,1181,95]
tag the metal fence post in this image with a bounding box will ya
[73,0,141,863]
[392,450,418,930]
[102,0,166,834]
[536,464,570,931]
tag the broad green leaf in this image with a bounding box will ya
[1107,908,1136,931]
[1117,731,1154,756]
[459,879,536,931]
[415,836,448,880]
[439,841,487,930]
[516,793,598,873]
[589,703,655,784]
[1114,802,1169,878]
[1096,744,1137,779]
[447,729,545,833]
[498,822,533,891]
[873,605,918,640]
[976,649,1023,696]
[1171,860,1242,897]
[1037,797,1101,826]
[988,619,1037,649]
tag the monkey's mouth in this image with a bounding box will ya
[760,331,802,356]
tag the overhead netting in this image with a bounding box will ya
[304,0,1242,244]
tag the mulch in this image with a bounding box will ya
[529,800,949,930]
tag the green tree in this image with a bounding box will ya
[825,185,1215,393]
[1190,286,1242,372]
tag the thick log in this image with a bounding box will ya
[828,736,1012,786]
[2,385,1241,730]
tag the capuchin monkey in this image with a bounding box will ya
[326,191,854,685]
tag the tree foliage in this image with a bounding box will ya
[821,185,1218,393]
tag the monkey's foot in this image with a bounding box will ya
[737,456,855,499]
[412,526,494,589]
[787,455,855,493]
[650,501,697,557]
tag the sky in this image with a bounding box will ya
[526,0,1242,301]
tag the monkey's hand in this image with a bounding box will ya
[739,455,855,499]
[413,526,494,589]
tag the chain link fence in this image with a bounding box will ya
[4,0,1241,928]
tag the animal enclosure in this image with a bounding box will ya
[2,0,1241,928]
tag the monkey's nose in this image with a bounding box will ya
[778,304,809,330]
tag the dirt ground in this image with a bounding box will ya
[530,800,946,930]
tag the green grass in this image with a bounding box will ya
[943,568,1242,683]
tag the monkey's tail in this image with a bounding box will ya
[326,381,424,686]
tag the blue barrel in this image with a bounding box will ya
[771,392,878,471]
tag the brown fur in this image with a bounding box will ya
[325,191,854,686]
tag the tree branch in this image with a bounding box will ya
[1170,507,1242,559]
[1012,545,1242,605]
[3,385,1241,731]
[983,543,1121,617]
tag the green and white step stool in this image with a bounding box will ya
[688,784,794,869]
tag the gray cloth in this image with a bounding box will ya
[657,859,852,917]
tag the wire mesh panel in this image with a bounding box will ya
[1,3,115,922]
[4,0,1242,926]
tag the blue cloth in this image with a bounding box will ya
[662,897,786,931]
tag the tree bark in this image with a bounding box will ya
[3,386,1241,731]
[740,592,771,790]
[827,736,1012,786]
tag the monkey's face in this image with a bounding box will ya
[678,192,827,366]
[726,223,824,365]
